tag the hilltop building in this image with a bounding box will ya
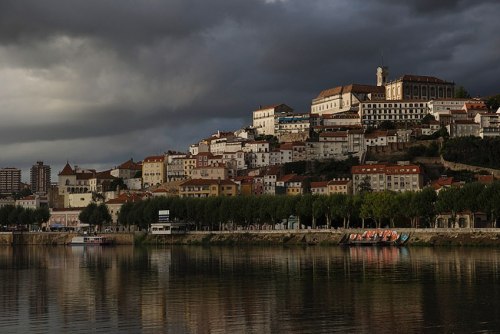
[252,104,294,136]
[385,74,455,100]
[311,84,385,116]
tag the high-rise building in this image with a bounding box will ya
[30,161,51,194]
[0,168,21,194]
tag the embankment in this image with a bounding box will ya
[141,229,500,247]
[0,232,135,245]
[3,229,500,246]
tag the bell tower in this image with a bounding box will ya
[377,66,388,87]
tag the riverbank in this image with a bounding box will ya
[142,229,500,247]
[3,229,500,246]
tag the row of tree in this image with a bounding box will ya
[0,205,50,229]
[113,181,500,230]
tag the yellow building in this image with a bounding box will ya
[178,179,237,198]
[183,157,197,179]
[327,178,352,195]
[142,155,166,188]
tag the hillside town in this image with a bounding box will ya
[1,66,500,230]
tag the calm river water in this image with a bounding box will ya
[1,245,500,333]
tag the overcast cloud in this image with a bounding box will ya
[0,0,499,180]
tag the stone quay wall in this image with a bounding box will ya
[2,229,500,246]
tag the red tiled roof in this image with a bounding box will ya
[476,174,494,184]
[278,174,297,183]
[180,179,237,186]
[118,159,141,170]
[59,162,74,176]
[95,170,115,180]
[106,192,145,205]
[320,131,348,138]
[352,164,421,175]
[315,84,385,100]
[143,155,165,163]
[464,102,488,110]
[396,74,453,84]
[328,179,351,186]
[76,173,94,180]
[310,181,329,188]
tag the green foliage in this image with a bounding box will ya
[442,136,500,169]
[13,188,33,200]
[454,85,471,99]
[109,178,128,191]
[254,135,279,149]
[110,181,500,229]
[0,205,48,227]
[378,120,396,130]
[79,203,112,229]
[420,114,436,124]
[485,94,500,111]
[406,142,440,158]
[357,176,372,194]
[282,161,307,175]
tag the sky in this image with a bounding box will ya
[0,0,499,182]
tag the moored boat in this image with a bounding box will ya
[69,235,114,246]
[339,229,410,246]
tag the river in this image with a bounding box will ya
[0,245,499,333]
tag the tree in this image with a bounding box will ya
[79,203,97,227]
[109,178,128,191]
[421,113,436,124]
[357,176,372,194]
[412,187,437,228]
[454,85,471,99]
[0,205,15,226]
[91,203,112,229]
[296,195,314,228]
[459,182,485,227]
[485,94,500,111]
[378,120,396,130]
[117,202,134,227]
[79,203,111,231]
[435,187,463,228]
[33,207,50,228]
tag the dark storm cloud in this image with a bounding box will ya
[0,0,499,178]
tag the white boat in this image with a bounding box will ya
[69,235,113,246]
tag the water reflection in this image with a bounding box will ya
[0,245,500,333]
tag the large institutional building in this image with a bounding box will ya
[311,84,385,116]
[384,74,455,101]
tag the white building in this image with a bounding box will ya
[274,113,310,136]
[306,130,365,160]
[427,99,475,118]
[446,120,480,138]
[322,112,361,127]
[311,84,385,116]
[360,100,428,126]
[222,151,247,170]
[252,104,293,136]
[352,162,423,194]
[244,141,270,168]
[16,195,48,210]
